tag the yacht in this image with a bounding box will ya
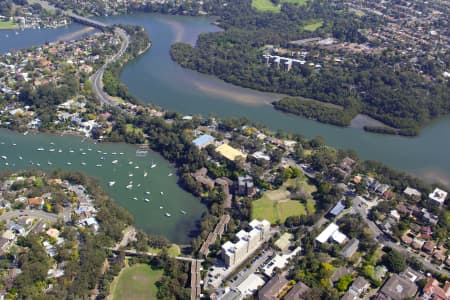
[112,160,118,164]
[151,162,157,168]
[37,147,45,151]
[145,191,150,195]
[133,197,138,201]
[165,213,171,217]
[137,184,141,187]
[181,210,186,215]
[58,149,62,153]
[119,152,124,155]
[108,181,116,186]
[128,161,133,165]
[18,156,23,160]
[69,149,74,153]
[88,148,92,151]
[159,206,163,209]
[134,166,139,169]
[12,143,16,146]
[49,149,55,152]
[112,152,117,155]
[129,173,133,177]
[168,173,173,176]
[23,131,28,135]
[81,162,86,166]
[144,198,150,203]
[82,152,86,155]
[67,162,72,165]
[160,191,164,195]
[144,172,148,177]
[100,156,105,160]
[36,163,41,166]
[96,164,102,167]
[0,156,6,160]
[47,161,52,165]
[126,184,133,189]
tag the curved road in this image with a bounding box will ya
[90,27,130,107]
[0,209,59,223]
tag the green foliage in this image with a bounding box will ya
[335,274,353,292]
[274,97,357,126]
[383,249,407,273]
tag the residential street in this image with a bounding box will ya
[0,209,59,223]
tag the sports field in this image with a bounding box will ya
[111,264,163,300]
[251,0,306,12]
[0,20,19,30]
[252,177,316,223]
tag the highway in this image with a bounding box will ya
[0,209,59,223]
[90,27,130,107]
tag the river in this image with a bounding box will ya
[0,14,449,243]
[103,13,450,187]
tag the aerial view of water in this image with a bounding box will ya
[1,13,449,244]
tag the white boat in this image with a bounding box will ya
[37,147,45,151]
[160,192,164,195]
[108,181,116,186]
[58,149,62,153]
[50,142,54,145]
[4,162,8,166]
[137,184,141,187]
[96,164,102,167]
[23,131,28,135]
[97,150,102,153]
[144,198,150,203]
[49,149,55,152]
[129,174,133,177]
[145,191,150,195]
[151,163,157,168]
[165,213,171,217]
[100,157,105,160]
[144,172,148,177]
[88,148,92,151]
[81,162,86,166]
[48,161,52,165]
[112,152,117,155]
[128,161,133,165]
[67,162,72,165]
[134,166,139,169]
[181,210,186,215]
[69,149,74,153]
[12,143,16,146]
[82,152,86,155]
[159,206,163,209]
[18,156,23,160]
[0,156,6,160]
[168,173,173,176]
[126,184,133,189]
[36,163,41,166]
[112,160,118,164]
[133,197,138,201]
[119,152,124,155]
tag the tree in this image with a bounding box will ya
[383,249,407,273]
[336,274,353,292]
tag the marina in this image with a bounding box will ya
[0,128,205,243]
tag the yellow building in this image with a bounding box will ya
[216,144,247,161]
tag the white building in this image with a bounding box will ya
[222,219,270,267]
[315,223,347,244]
[428,188,447,206]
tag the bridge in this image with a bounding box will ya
[66,12,108,30]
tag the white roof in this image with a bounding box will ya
[236,274,265,296]
[263,247,301,276]
[404,187,421,197]
[331,231,347,244]
[429,188,447,204]
[316,223,339,243]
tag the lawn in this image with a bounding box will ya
[0,20,19,30]
[149,244,181,257]
[252,0,306,12]
[302,19,324,32]
[252,176,317,224]
[125,124,144,136]
[111,264,163,300]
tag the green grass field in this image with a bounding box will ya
[111,264,163,300]
[0,20,19,30]
[252,176,316,223]
[302,19,324,32]
[252,0,306,12]
[149,244,181,257]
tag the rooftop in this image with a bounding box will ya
[216,144,246,161]
[428,188,447,205]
